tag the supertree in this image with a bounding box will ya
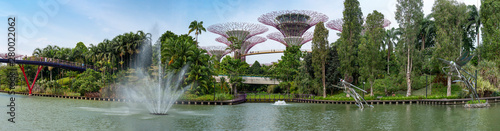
[208,22,268,41]
[208,22,268,61]
[199,46,232,62]
[326,18,392,32]
[0,53,24,59]
[259,10,328,47]
[215,36,267,61]
[267,32,313,47]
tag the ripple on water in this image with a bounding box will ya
[78,106,140,116]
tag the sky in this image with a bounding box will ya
[0,0,480,64]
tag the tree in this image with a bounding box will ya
[385,28,401,75]
[480,0,500,65]
[220,56,248,95]
[359,11,386,96]
[462,5,480,53]
[325,42,341,94]
[72,42,88,63]
[432,0,467,96]
[338,0,363,85]
[188,20,206,44]
[226,36,242,60]
[249,61,263,75]
[416,14,436,51]
[395,0,423,96]
[160,31,213,95]
[161,37,196,72]
[274,46,303,94]
[312,22,329,97]
[186,47,213,95]
[71,69,102,96]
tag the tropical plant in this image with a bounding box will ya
[312,22,329,97]
[395,0,424,96]
[188,20,206,44]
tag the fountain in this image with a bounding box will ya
[273,100,287,105]
[123,40,190,115]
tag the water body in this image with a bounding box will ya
[2,93,500,130]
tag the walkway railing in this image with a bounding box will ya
[21,56,96,70]
[245,93,301,102]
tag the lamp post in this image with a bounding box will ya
[214,78,216,101]
[363,82,365,98]
[426,75,428,98]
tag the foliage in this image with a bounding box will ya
[395,0,424,96]
[249,61,263,75]
[293,60,315,94]
[185,45,214,95]
[325,43,341,93]
[188,20,206,44]
[274,46,302,82]
[71,69,103,96]
[463,60,500,96]
[339,0,363,83]
[479,0,500,64]
[359,10,386,96]
[160,31,214,95]
[416,14,436,51]
[220,56,248,94]
[476,76,497,97]
[312,21,329,97]
[303,53,315,79]
[180,93,233,101]
[384,27,401,75]
[467,100,486,104]
[462,5,480,53]
[373,76,404,95]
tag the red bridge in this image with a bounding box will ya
[1,54,96,95]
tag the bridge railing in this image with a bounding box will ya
[22,56,96,70]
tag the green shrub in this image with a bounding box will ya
[71,69,102,96]
[372,76,403,95]
[412,75,431,90]
[12,86,27,92]
[467,100,486,104]
[476,76,497,97]
[179,93,234,101]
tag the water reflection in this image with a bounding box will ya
[2,93,500,130]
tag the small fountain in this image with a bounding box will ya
[123,40,190,115]
[273,100,287,105]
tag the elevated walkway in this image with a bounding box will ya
[214,75,280,85]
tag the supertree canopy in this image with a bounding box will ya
[215,36,266,61]
[200,46,231,62]
[267,32,313,47]
[216,36,266,54]
[0,53,24,59]
[259,10,328,37]
[208,22,268,41]
[326,18,392,32]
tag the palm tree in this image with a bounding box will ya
[385,28,401,75]
[33,48,43,57]
[464,5,480,60]
[417,14,436,51]
[161,37,196,71]
[188,20,206,45]
[226,36,242,60]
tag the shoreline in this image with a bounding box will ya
[2,90,499,106]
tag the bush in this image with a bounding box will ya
[412,75,432,90]
[71,69,102,96]
[179,93,234,101]
[11,86,27,92]
[467,100,486,104]
[476,75,498,97]
[373,76,403,95]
